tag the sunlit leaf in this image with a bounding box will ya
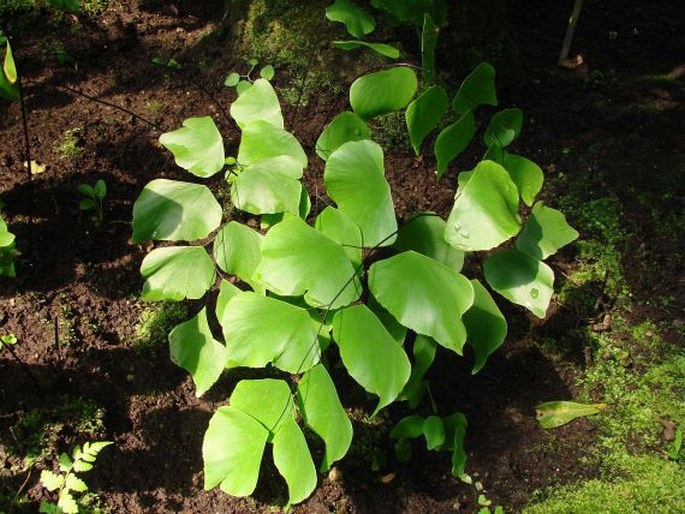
[325,0,375,38]
[141,246,215,301]
[325,140,397,247]
[452,62,497,116]
[368,251,474,354]
[169,308,225,397]
[0,40,19,102]
[259,65,275,80]
[230,379,295,436]
[406,86,448,155]
[231,158,303,215]
[237,121,307,171]
[203,406,268,495]
[224,72,240,87]
[230,78,283,129]
[463,279,507,374]
[484,249,554,318]
[332,305,411,414]
[215,279,241,322]
[502,154,544,207]
[58,491,78,514]
[273,418,317,505]
[315,207,362,267]
[484,108,523,148]
[516,202,579,260]
[400,335,437,407]
[393,213,464,272]
[434,111,475,178]
[315,111,370,161]
[65,474,87,493]
[535,401,607,429]
[254,216,362,309]
[132,179,222,242]
[350,67,417,120]
[159,117,225,178]
[221,292,320,373]
[40,470,64,491]
[297,364,353,471]
[213,222,263,290]
[445,160,521,251]
[332,40,399,58]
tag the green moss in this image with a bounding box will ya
[134,302,190,353]
[56,128,83,160]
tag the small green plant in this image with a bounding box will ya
[224,58,275,95]
[0,332,18,350]
[57,128,83,160]
[77,179,106,228]
[131,48,578,505]
[151,56,181,69]
[39,441,112,514]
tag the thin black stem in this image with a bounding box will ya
[16,68,34,258]
[3,344,42,394]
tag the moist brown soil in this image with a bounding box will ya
[1,1,683,513]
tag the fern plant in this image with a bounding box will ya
[39,441,112,514]
[131,58,577,505]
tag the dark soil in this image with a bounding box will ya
[1,1,683,513]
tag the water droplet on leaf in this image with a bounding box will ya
[453,221,462,230]
[460,230,470,239]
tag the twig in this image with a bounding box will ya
[558,0,584,65]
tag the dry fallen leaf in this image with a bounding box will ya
[23,160,46,175]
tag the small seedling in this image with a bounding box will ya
[77,179,106,228]
[151,56,181,69]
[224,58,275,95]
[39,441,112,514]
[0,332,18,350]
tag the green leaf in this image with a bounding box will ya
[141,246,215,301]
[371,0,447,25]
[314,207,362,267]
[231,158,303,215]
[272,418,317,505]
[40,470,64,491]
[230,78,283,129]
[39,502,58,514]
[215,279,241,321]
[406,86,448,155]
[463,279,507,374]
[58,490,78,514]
[394,213,464,272]
[443,412,468,477]
[71,460,92,472]
[325,0,375,39]
[390,415,425,439]
[332,305,411,415]
[452,62,497,116]
[535,401,607,429]
[65,474,88,493]
[400,335,437,407]
[169,308,226,397]
[331,40,399,59]
[94,179,107,199]
[77,183,95,197]
[253,216,362,309]
[82,441,112,457]
[350,67,418,120]
[516,202,579,260]
[79,198,95,211]
[259,65,275,80]
[236,80,252,96]
[221,292,320,373]
[421,13,438,82]
[230,379,295,436]
[224,72,240,87]
[203,406,268,495]
[434,111,475,178]
[502,154,544,207]
[159,117,225,178]
[237,121,307,171]
[213,222,263,290]
[0,40,19,102]
[445,160,521,251]
[325,140,397,247]
[58,453,73,471]
[315,111,370,161]
[484,108,523,148]
[423,415,445,450]
[132,179,222,242]
[484,249,554,318]
[369,251,474,354]
[297,364,353,471]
